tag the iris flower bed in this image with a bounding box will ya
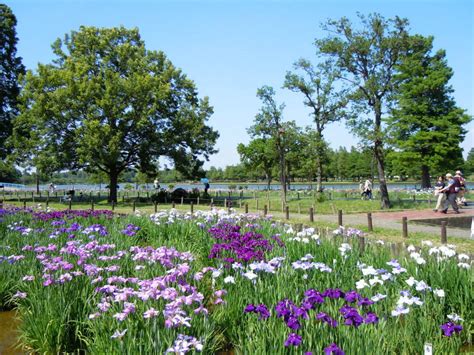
[0,205,472,354]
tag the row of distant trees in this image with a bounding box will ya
[237,13,471,208]
[14,144,474,187]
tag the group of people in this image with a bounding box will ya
[359,178,373,200]
[433,170,467,214]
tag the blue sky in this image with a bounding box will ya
[6,0,473,168]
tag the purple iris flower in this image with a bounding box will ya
[255,304,270,320]
[324,343,345,355]
[244,304,256,313]
[340,306,364,328]
[364,312,379,324]
[286,316,301,330]
[323,288,345,299]
[284,333,302,347]
[244,303,270,320]
[303,289,325,307]
[440,322,463,337]
[357,297,374,307]
[316,312,338,327]
[344,290,360,303]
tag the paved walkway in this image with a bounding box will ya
[314,204,474,239]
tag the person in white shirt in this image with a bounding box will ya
[364,178,373,200]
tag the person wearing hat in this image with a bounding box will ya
[455,170,467,207]
[440,173,460,214]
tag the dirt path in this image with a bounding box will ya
[270,204,474,239]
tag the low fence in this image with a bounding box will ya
[1,192,472,245]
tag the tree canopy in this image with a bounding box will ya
[316,13,412,208]
[284,59,347,191]
[387,35,471,187]
[11,26,218,201]
[0,4,25,161]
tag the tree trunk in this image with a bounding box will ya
[315,130,324,192]
[36,173,40,194]
[266,173,272,190]
[108,171,118,203]
[373,101,390,209]
[421,165,431,188]
[279,149,287,203]
[286,160,291,191]
[316,154,323,192]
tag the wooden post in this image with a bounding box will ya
[359,236,366,252]
[367,212,373,232]
[210,198,214,206]
[338,210,343,226]
[224,198,227,208]
[111,201,115,211]
[285,205,290,220]
[197,197,200,205]
[190,201,194,214]
[154,201,158,213]
[172,201,176,208]
[263,204,267,216]
[402,217,408,238]
[132,201,136,212]
[297,192,300,200]
[239,199,242,208]
[181,196,184,205]
[441,221,447,244]
[309,207,314,222]
[91,200,94,211]
[245,203,249,214]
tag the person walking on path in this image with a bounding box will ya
[440,173,460,214]
[433,176,446,212]
[455,170,467,207]
[364,178,373,200]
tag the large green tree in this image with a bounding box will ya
[249,86,287,202]
[237,137,277,189]
[317,13,412,208]
[12,26,218,201]
[284,60,347,191]
[0,4,25,174]
[387,35,471,188]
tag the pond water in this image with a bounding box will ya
[0,310,22,355]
